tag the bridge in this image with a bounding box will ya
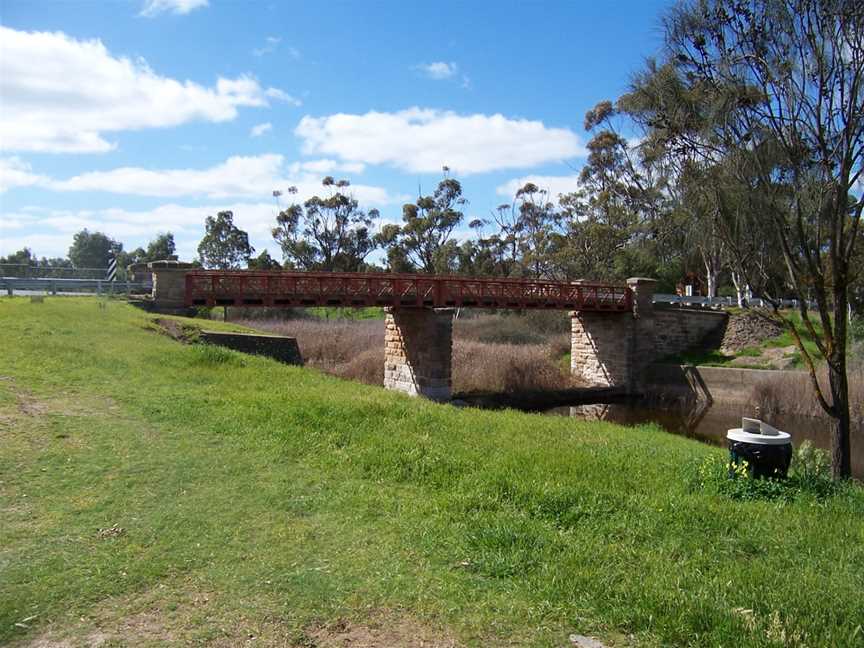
[144,261,726,402]
[183,270,632,311]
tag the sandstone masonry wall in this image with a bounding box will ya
[570,312,634,387]
[570,280,730,390]
[148,260,195,309]
[570,277,657,389]
[384,308,453,401]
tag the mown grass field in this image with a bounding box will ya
[1,298,863,647]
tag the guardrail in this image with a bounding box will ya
[1,277,152,296]
[653,293,817,309]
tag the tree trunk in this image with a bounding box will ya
[828,360,851,479]
[829,289,852,479]
[731,272,747,308]
[706,270,718,299]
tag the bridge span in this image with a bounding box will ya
[146,261,725,402]
[183,270,632,312]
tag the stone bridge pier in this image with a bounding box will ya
[383,307,453,401]
[570,277,657,391]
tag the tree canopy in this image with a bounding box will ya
[197,212,254,270]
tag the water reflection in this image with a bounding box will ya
[545,401,863,480]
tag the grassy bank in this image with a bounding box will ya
[1,298,863,647]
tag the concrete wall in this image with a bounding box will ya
[644,363,809,405]
[654,307,727,359]
[384,308,453,401]
[199,330,302,365]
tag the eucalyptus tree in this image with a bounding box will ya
[197,211,254,269]
[377,172,465,274]
[553,101,676,282]
[272,177,379,272]
[623,0,864,478]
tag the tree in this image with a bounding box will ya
[0,248,37,277]
[624,0,864,478]
[514,183,562,278]
[68,230,123,269]
[145,233,176,261]
[247,249,281,270]
[378,172,466,274]
[0,248,36,266]
[198,211,254,269]
[272,178,378,272]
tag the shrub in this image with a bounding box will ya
[454,311,570,346]
[332,346,384,385]
[452,340,572,393]
[692,441,839,502]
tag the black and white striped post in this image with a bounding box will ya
[105,256,117,295]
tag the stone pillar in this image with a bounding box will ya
[570,310,633,387]
[627,277,657,388]
[570,277,657,391]
[148,259,195,309]
[384,307,453,401]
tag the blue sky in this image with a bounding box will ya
[0,0,671,264]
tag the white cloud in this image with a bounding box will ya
[140,0,208,17]
[1,197,402,263]
[416,61,458,80]
[0,203,278,259]
[288,159,366,175]
[20,154,399,205]
[253,36,299,59]
[0,26,292,153]
[250,122,273,137]
[295,108,584,175]
[0,157,49,192]
[496,174,583,200]
[253,36,281,57]
[264,87,302,106]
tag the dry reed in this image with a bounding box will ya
[233,314,573,393]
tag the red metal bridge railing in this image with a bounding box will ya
[184,271,632,312]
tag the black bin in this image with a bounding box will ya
[727,418,793,479]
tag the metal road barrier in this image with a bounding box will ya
[1,277,152,296]
[653,293,818,309]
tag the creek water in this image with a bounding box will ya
[543,401,864,480]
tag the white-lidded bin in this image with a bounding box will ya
[727,417,793,478]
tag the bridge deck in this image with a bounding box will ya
[185,271,632,311]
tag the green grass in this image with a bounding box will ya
[306,306,385,320]
[1,298,863,646]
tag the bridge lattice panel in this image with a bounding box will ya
[184,271,632,312]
